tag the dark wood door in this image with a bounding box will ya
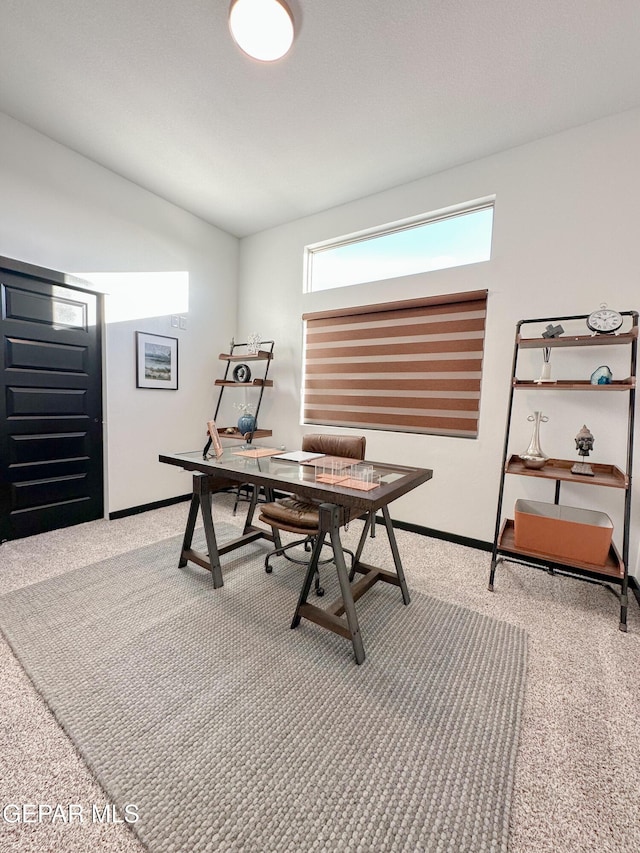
[0,258,103,541]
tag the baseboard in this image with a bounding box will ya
[109,493,191,520]
[376,515,493,552]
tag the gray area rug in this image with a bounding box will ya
[0,526,527,853]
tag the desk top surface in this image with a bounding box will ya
[159,449,432,510]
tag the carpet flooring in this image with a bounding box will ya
[0,525,527,853]
[1,496,639,852]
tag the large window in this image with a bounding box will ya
[305,202,493,293]
[302,290,487,438]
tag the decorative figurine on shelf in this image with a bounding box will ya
[247,332,261,355]
[590,365,613,385]
[542,323,564,339]
[520,411,549,469]
[571,424,595,476]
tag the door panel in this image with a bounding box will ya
[1,260,103,541]
[12,473,89,510]
[9,432,89,465]
[6,337,88,373]
[7,387,89,416]
[5,284,89,329]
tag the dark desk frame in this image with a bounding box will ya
[159,451,432,664]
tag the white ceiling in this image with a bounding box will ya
[2,0,640,238]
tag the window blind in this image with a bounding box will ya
[302,289,487,438]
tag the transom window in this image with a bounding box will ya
[305,201,494,293]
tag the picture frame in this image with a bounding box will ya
[206,420,224,458]
[136,332,178,390]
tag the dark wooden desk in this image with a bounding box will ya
[159,449,433,663]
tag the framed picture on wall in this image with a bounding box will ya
[136,332,178,390]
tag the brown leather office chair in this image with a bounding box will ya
[258,433,366,596]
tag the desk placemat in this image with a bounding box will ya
[314,474,380,490]
[314,473,351,484]
[339,477,380,491]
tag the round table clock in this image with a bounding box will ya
[232,363,252,383]
[586,305,623,335]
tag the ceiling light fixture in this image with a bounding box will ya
[228,0,294,62]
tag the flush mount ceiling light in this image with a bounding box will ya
[229,0,294,62]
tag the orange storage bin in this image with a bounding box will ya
[514,499,613,566]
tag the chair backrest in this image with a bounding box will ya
[302,433,366,461]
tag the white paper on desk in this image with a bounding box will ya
[272,450,325,462]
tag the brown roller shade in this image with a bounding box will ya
[302,290,487,438]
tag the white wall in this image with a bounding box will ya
[237,108,640,578]
[0,113,239,513]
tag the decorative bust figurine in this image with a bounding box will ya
[571,424,595,476]
[575,424,594,456]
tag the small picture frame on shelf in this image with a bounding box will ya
[136,332,178,390]
[206,420,224,458]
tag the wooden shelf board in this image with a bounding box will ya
[219,351,274,362]
[214,379,273,387]
[505,455,628,489]
[498,519,624,580]
[514,379,634,390]
[217,428,272,440]
[518,329,637,349]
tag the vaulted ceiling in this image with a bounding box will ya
[2,1,640,237]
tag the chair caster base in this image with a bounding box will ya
[265,564,273,574]
[315,587,325,597]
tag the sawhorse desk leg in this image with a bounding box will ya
[179,473,224,587]
[291,503,366,665]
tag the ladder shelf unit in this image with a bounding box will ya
[488,311,638,630]
[203,340,274,455]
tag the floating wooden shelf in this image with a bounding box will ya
[219,351,274,362]
[498,519,624,581]
[517,329,637,349]
[505,455,628,489]
[514,378,635,390]
[215,379,273,387]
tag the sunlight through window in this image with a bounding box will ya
[76,271,189,324]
